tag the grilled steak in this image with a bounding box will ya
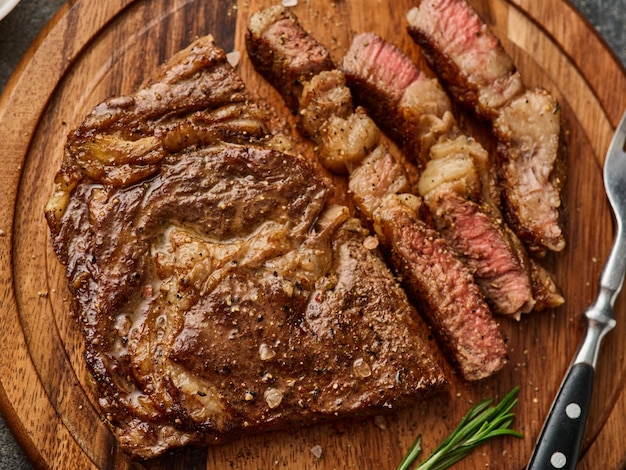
[341,32,455,170]
[406,0,566,255]
[247,6,508,381]
[45,35,448,459]
[493,90,566,254]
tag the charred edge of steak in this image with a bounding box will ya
[375,195,508,382]
[246,5,335,113]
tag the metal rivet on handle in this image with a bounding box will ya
[550,452,567,468]
[565,402,582,419]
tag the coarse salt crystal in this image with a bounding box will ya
[353,357,372,378]
[282,280,294,297]
[259,343,276,361]
[226,50,241,67]
[114,315,132,336]
[282,0,298,6]
[264,388,283,409]
[310,444,322,459]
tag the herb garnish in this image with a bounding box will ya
[397,386,523,470]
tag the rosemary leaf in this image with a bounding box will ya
[397,434,423,470]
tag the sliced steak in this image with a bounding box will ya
[406,0,523,120]
[425,187,535,315]
[45,35,447,459]
[406,0,566,255]
[247,6,507,381]
[374,195,508,381]
[422,137,563,312]
[342,32,548,316]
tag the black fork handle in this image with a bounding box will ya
[526,362,595,470]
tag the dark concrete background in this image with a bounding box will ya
[0,0,624,468]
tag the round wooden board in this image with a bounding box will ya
[1,0,625,468]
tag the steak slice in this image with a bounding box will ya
[341,31,456,170]
[406,0,523,120]
[45,35,447,459]
[247,6,508,381]
[493,89,566,255]
[406,0,566,255]
[247,5,335,113]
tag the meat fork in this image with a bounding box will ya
[527,109,626,470]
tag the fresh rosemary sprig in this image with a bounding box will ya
[397,386,523,470]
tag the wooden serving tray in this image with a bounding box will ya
[1,0,625,468]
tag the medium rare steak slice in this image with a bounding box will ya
[406,0,566,255]
[45,35,447,459]
[406,0,523,120]
[247,6,507,381]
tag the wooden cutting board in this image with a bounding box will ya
[1,0,625,468]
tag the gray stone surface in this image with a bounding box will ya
[575,0,626,67]
[0,0,66,92]
[0,0,623,468]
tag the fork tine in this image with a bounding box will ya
[607,111,626,159]
[604,110,626,192]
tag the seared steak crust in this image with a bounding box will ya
[46,35,447,459]
[406,0,566,255]
[247,7,507,381]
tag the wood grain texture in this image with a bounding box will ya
[0,0,625,468]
